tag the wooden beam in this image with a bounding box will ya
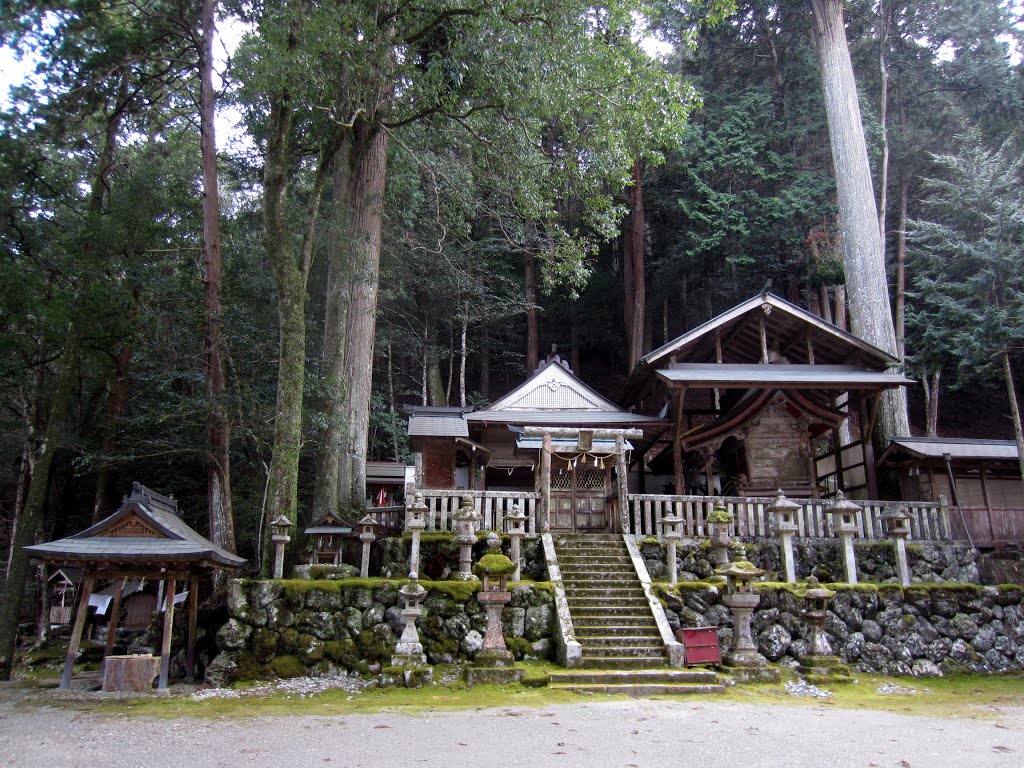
[540,434,552,533]
[60,574,95,690]
[102,578,124,673]
[859,392,880,498]
[158,577,176,689]
[759,315,768,363]
[672,388,687,495]
[615,435,629,534]
[186,575,199,681]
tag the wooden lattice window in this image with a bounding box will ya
[552,466,572,491]
[575,467,605,491]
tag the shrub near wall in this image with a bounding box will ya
[208,579,555,685]
[658,582,1024,677]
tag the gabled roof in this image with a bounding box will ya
[879,437,1020,464]
[657,363,913,390]
[483,358,621,413]
[25,482,246,570]
[642,292,899,369]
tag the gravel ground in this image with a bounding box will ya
[1,685,1023,768]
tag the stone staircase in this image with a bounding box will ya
[555,533,665,668]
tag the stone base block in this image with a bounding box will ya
[474,649,515,668]
[382,665,434,688]
[718,664,782,684]
[391,651,428,667]
[466,666,525,688]
[802,672,854,686]
[797,655,851,680]
[723,649,768,668]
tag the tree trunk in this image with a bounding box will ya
[479,322,490,400]
[337,122,391,510]
[199,0,234,553]
[92,344,133,522]
[894,178,908,361]
[459,301,468,408]
[1002,351,1024,485]
[626,159,645,369]
[922,369,940,437]
[876,0,890,244]
[426,346,447,406]
[309,135,353,525]
[524,249,538,374]
[0,334,80,679]
[809,0,909,443]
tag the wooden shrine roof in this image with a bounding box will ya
[879,437,1020,465]
[25,482,246,571]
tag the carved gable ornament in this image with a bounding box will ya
[103,511,163,538]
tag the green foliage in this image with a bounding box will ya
[907,131,1024,386]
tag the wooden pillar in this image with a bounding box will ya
[158,577,177,690]
[60,574,95,690]
[540,434,552,533]
[615,435,629,534]
[832,426,846,492]
[186,575,199,681]
[704,452,714,496]
[102,579,125,671]
[672,388,687,495]
[858,392,879,498]
[637,449,646,494]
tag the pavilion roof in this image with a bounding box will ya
[25,482,246,571]
[878,437,1020,465]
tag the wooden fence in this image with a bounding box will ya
[625,494,953,541]
[948,507,1024,548]
[419,490,541,535]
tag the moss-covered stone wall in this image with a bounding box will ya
[639,538,979,584]
[658,582,1024,676]
[209,578,554,685]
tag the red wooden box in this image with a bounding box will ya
[675,626,721,666]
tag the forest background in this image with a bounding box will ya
[1,0,1022,663]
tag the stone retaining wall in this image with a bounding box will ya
[209,579,555,686]
[659,582,1024,676]
[640,538,979,584]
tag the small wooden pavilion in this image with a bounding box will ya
[25,482,246,689]
[625,292,914,499]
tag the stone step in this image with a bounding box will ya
[572,615,656,627]
[558,559,634,568]
[549,682,727,696]
[564,589,647,600]
[549,668,719,685]
[574,635,663,647]
[573,625,660,638]
[579,643,665,655]
[577,655,667,669]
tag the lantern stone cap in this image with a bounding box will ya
[270,515,293,528]
[881,506,911,520]
[715,560,765,580]
[453,499,481,521]
[827,490,861,514]
[707,505,733,524]
[474,552,516,577]
[507,504,527,519]
[399,578,427,601]
[801,576,835,601]
[357,514,379,528]
[661,514,683,524]
[767,490,801,513]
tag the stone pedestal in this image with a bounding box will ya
[797,578,850,683]
[453,497,480,581]
[708,506,733,566]
[828,491,861,584]
[768,491,800,584]
[390,579,432,687]
[405,492,428,577]
[467,560,523,688]
[722,592,765,667]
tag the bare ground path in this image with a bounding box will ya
[2,685,1023,768]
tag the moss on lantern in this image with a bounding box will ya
[473,552,516,578]
[707,507,733,524]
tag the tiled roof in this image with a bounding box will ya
[408,414,469,437]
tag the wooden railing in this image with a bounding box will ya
[420,490,542,535]
[625,494,953,542]
[949,507,1024,548]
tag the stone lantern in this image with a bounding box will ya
[882,505,913,586]
[661,514,683,585]
[797,576,850,681]
[453,496,480,581]
[767,490,800,584]
[357,515,378,579]
[405,491,428,577]
[827,491,861,584]
[270,514,293,580]
[392,577,428,667]
[707,503,733,566]
[715,560,774,676]
[467,533,523,688]
[505,503,528,582]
